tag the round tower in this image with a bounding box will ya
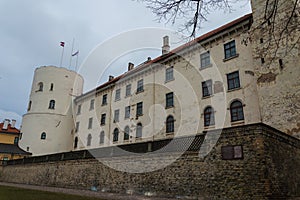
[19,66,84,156]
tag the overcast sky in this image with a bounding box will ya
[0,0,251,128]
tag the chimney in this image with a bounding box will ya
[3,119,10,130]
[109,75,114,81]
[162,36,170,55]
[128,62,134,71]
[11,119,16,128]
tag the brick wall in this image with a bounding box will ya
[0,123,299,199]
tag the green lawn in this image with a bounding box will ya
[0,185,106,200]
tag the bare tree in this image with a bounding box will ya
[254,0,300,62]
[137,0,300,61]
[137,0,237,38]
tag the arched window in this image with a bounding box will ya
[49,100,55,109]
[113,128,119,142]
[99,131,105,144]
[50,83,54,91]
[136,123,142,138]
[74,137,78,148]
[204,106,215,127]
[41,132,46,140]
[87,134,92,146]
[230,100,244,122]
[166,115,175,133]
[38,82,43,91]
[124,126,130,140]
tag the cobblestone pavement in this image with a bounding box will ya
[0,182,178,200]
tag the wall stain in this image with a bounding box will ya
[257,72,277,83]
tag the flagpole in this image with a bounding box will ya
[69,38,75,69]
[59,42,65,68]
[76,53,79,72]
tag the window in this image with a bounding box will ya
[137,79,144,93]
[166,115,175,133]
[279,59,284,69]
[115,89,121,101]
[260,38,264,43]
[101,113,106,125]
[165,67,174,82]
[27,101,32,111]
[41,132,46,140]
[230,100,244,122]
[202,80,213,97]
[102,94,107,105]
[99,131,105,144]
[48,100,55,109]
[87,134,92,146]
[113,128,119,142]
[50,83,54,91]
[38,82,43,91]
[200,51,211,68]
[126,84,131,97]
[221,145,243,160]
[88,118,93,129]
[227,71,240,90]
[166,92,174,108]
[125,106,130,119]
[114,109,120,122]
[136,123,142,138]
[14,137,19,144]
[204,106,215,127]
[77,104,81,115]
[90,99,95,110]
[74,137,78,148]
[136,102,143,116]
[124,126,130,140]
[224,40,237,59]
[75,122,80,132]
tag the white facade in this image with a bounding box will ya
[19,66,83,156]
[73,14,262,150]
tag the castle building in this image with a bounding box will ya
[73,14,261,151]
[19,0,300,156]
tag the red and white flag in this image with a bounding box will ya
[60,42,65,47]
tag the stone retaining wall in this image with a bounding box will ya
[0,123,299,199]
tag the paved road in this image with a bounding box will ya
[0,182,178,200]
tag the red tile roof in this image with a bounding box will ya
[0,123,20,134]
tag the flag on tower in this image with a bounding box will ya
[72,50,79,56]
[60,42,65,47]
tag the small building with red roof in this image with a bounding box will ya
[0,119,31,163]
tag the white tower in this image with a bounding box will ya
[19,66,84,156]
